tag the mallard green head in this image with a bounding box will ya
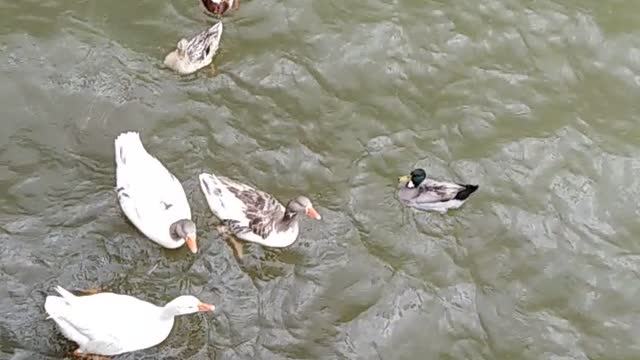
[398,168,426,188]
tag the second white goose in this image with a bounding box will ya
[115,132,198,253]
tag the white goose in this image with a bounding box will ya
[44,286,214,357]
[115,132,198,253]
[198,172,321,257]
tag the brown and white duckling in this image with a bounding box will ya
[201,0,239,17]
[397,168,479,214]
[164,21,223,75]
[199,172,321,257]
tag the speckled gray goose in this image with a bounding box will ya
[199,172,321,256]
[397,168,479,213]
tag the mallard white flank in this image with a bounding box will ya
[115,132,198,253]
[199,172,321,254]
[44,286,214,357]
[397,168,479,213]
[164,21,223,75]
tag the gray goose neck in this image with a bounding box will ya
[276,209,299,231]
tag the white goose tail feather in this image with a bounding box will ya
[44,286,76,320]
[114,131,147,167]
[54,285,76,300]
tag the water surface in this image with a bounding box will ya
[2,0,640,359]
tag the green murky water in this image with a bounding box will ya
[2,0,640,359]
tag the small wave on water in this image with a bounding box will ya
[2,0,640,359]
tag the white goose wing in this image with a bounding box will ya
[115,132,191,243]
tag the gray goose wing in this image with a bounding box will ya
[224,180,285,239]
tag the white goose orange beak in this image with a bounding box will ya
[197,303,215,312]
[305,207,321,220]
[185,235,198,254]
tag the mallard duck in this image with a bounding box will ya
[164,21,223,75]
[397,168,479,213]
[201,0,239,16]
[44,286,214,358]
[198,172,321,257]
[115,132,198,253]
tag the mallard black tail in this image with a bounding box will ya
[454,184,479,201]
